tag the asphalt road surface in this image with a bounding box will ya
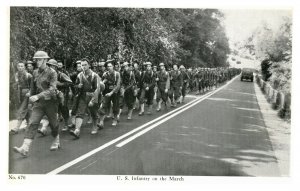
[9,76,280,176]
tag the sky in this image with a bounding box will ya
[221,9,292,47]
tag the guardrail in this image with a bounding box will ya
[256,75,291,120]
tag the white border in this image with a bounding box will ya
[1,1,299,191]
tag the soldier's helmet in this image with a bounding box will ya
[159,63,165,67]
[33,51,50,59]
[47,59,58,67]
[145,62,152,66]
[179,65,185,69]
[123,62,129,66]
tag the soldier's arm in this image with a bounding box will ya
[91,74,100,103]
[36,70,57,100]
[57,73,72,88]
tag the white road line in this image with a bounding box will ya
[47,75,238,175]
[116,76,239,147]
[47,94,202,174]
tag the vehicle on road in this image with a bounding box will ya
[241,68,254,82]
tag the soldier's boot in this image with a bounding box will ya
[97,116,105,130]
[107,107,114,119]
[13,138,32,157]
[170,98,175,107]
[10,119,23,135]
[50,135,60,151]
[182,96,185,103]
[69,118,82,139]
[156,100,162,112]
[139,104,145,116]
[178,96,182,104]
[127,109,133,120]
[67,116,76,131]
[133,99,140,110]
[112,115,118,127]
[87,115,93,124]
[147,105,153,115]
[196,90,200,95]
[38,119,49,136]
[61,117,70,132]
[91,119,99,135]
[117,109,122,122]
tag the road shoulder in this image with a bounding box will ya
[254,77,290,176]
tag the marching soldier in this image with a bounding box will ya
[57,61,69,76]
[10,62,33,134]
[195,68,202,95]
[13,51,60,157]
[139,62,156,115]
[97,59,106,79]
[153,65,158,101]
[48,59,73,132]
[98,60,121,127]
[25,61,35,75]
[156,63,170,111]
[186,68,193,93]
[133,62,142,110]
[204,68,209,92]
[69,58,101,138]
[169,64,183,107]
[119,62,136,120]
[68,60,83,129]
[179,65,189,103]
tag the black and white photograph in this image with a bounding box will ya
[3,1,299,189]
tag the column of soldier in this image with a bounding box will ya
[11,50,240,157]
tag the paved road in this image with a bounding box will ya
[9,76,280,176]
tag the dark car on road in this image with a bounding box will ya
[241,68,254,82]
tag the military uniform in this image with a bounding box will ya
[25,66,59,139]
[15,71,33,122]
[72,71,100,120]
[101,70,121,117]
[181,69,189,99]
[156,70,170,104]
[13,51,61,157]
[140,70,156,106]
[10,70,33,134]
[56,70,72,129]
[120,69,136,111]
[169,69,183,105]
[133,68,142,100]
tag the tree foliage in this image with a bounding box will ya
[10,7,230,69]
[240,16,292,93]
